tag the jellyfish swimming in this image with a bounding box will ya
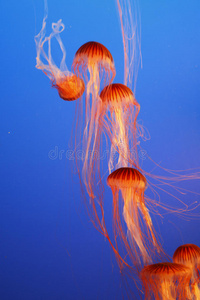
[94,1,146,174]
[141,262,192,300]
[34,3,84,101]
[173,244,200,299]
[72,41,116,198]
[61,40,117,242]
[99,83,147,174]
[107,167,162,267]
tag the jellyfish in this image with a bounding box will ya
[173,244,200,299]
[72,41,116,198]
[99,83,147,174]
[107,167,163,267]
[34,2,84,101]
[141,262,192,300]
[61,40,116,241]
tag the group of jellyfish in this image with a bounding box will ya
[35,1,200,299]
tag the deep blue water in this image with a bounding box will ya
[1,0,200,299]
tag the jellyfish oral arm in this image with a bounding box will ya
[160,279,175,300]
[121,188,152,264]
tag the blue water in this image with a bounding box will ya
[1,0,200,299]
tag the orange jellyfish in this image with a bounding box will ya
[107,167,162,267]
[72,41,116,199]
[173,244,200,299]
[141,262,192,300]
[34,3,84,101]
[99,83,147,173]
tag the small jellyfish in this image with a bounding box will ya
[141,262,192,300]
[107,167,162,267]
[53,74,85,101]
[173,244,200,299]
[35,3,84,101]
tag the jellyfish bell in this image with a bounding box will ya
[53,74,85,101]
[72,41,116,83]
[107,167,162,268]
[100,83,139,109]
[173,244,200,299]
[34,8,84,102]
[141,262,191,280]
[141,262,192,300]
[107,167,146,189]
[173,244,200,267]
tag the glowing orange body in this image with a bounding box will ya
[70,41,116,240]
[107,167,163,270]
[141,262,192,300]
[54,74,85,101]
[173,244,200,299]
[35,12,84,102]
[99,84,142,173]
[72,41,115,199]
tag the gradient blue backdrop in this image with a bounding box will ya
[1,0,200,299]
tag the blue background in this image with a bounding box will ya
[1,0,200,299]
